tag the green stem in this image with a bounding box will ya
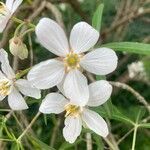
[20,28,35,38]
[17,112,41,141]
[12,17,35,28]
[131,125,138,150]
[16,68,31,79]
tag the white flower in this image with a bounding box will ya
[0,0,23,33]
[27,18,118,106]
[39,80,112,143]
[0,49,41,110]
[128,61,146,79]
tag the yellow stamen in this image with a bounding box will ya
[64,52,81,71]
[0,79,11,96]
[0,2,8,16]
[64,104,81,117]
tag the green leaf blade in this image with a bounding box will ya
[101,42,150,55]
[92,3,104,32]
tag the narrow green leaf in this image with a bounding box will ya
[92,3,104,32]
[139,123,150,129]
[94,105,134,125]
[93,134,104,150]
[101,42,150,55]
[28,135,56,150]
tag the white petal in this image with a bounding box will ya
[39,93,68,114]
[15,79,41,99]
[6,0,23,13]
[0,15,11,33]
[57,76,66,95]
[0,71,7,101]
[82,109,108,137]
[0,71,6,79]
[80,48,118,75]
[64,70,89,106]
[63,116,82,143]
[87,80,112,107]
[27,59,65,89]
[0,95,6,101]
[36,18,69,57]
[8,87,28,110]
[0,49,15,79]
[70,22,99,54]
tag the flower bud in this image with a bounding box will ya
[9,37,28,60]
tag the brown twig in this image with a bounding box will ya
[102,8,150,36]
[46,2,65,29]
[109,81,150,113]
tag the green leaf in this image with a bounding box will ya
[101,42,150,55]
[139,123,150,129]
[92,3,104,32]
[28,135,56,150]
[93,134,104,150]
[96,75,106,80]
[59,139,82,150]
[94,105,134,125]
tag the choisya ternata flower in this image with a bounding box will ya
[0,0,23,33]
[39,80,112,143]
[27,18,118,106]
[0,49,41,110]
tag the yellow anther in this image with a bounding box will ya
[64,104,81,117]
[0,2,8,16]
[0,79,12,96]
[64,52,80,71]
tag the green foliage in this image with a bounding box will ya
[101,42,150,55]
[92,3,104,32]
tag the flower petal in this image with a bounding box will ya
[63,116,82,143]
[57,75,66,95]
[0,49,15,79]
[80,48,118,75]
[70,22,99,54]
[0,71,6,80]
[8,87,28,110]
[64,69,89,106]
[6,0,23,13]
[87,80,112,107]
[36,18,69,57]
[27,59,65,89]
[0,95,6,101]
[39,93,68,114]
[82,109,109,137]
[15,79,41,99]
[0,15,11,33]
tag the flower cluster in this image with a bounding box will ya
[0,0,118,143]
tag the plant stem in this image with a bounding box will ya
[12,17,35,28]
[16,68,31,79]
[131,125,138,150]
[17,112,41,141]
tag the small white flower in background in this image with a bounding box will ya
[40,80,112,143]
[0,0,23,33]
[59,3,67,11]
[128,61,147,79]
[27,18,118,106]
[0,49,41,110]
[9,36,28,60]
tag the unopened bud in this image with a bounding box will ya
[9,37,28,60]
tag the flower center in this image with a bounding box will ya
[64,104,82,117]
[0,79,12,96]
[64,52,80,70]
[0,2,9,16]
